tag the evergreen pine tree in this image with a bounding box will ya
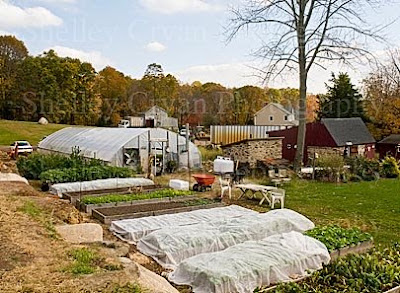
[318,73,364,119]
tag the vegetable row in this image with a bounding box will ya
[267,244,400,292]
[80,189,193,205]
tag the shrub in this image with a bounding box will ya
[380,156,400,178]
[315,154,345,182]
[199,146,223,162]
[346,156,380,181]
[17,153,71,180]
[40,165,134,184]
[17,148,104,180]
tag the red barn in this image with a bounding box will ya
[377,135,400,159]
[268,118,376,164]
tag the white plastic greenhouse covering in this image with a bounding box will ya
[169,231,331,293]
[49,178,154,197]
[38,127,202,168]
[137,209,314,269]
[110,205,257,244]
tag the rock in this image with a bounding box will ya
[136,264,179,293]
[55,223,103,244]
[119,257,132,264]
[38,117,49,125]
[128,252,151,265]
[115,243,130,257]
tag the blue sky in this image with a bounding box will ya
[1,0,400,93]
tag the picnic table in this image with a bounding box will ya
[235,184,278,206]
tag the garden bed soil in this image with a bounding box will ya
[63,184,163,205]
[92,199,225,224]
[78,195,199,215]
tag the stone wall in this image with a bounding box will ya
[222,138,282,168]
[307,146,345,159]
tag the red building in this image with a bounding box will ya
[268,118,376,164]
[377,135,400,160]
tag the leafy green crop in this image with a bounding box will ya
[305,225,373,252]
[80,189,192,205]
[40,165,134,184]
[264,243,400,293]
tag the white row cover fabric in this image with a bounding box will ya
[38,127,202,168]
[110,205,257,244]
[0,173,29,185]
[49,178,154,197]
[169,231,330,293]
[137,209,314,269]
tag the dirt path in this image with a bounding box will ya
[0,182,138,293]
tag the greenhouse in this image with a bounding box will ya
[38,127,202,171]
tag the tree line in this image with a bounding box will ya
[0,35,399,140]
[0,35,317,128]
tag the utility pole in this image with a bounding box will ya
[186,123,190,184]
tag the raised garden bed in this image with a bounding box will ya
[92,199,225,224]
[263,244,400,292]
[304,225,373,253]
[259,226,376,292]
[261,240,375,292]
[79,195,199,215]
[329,239,374,260]
[63,184,163,205]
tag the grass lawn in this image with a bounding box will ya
[0,119,69,146]
[281,179,400,244]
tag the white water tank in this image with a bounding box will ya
[213,156,234,174]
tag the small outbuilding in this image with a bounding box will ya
[38,127,202,172]
[221,137,283,168]
[377,134,400,159]
[268,118,376,164]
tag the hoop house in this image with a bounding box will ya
[38,127,202,171]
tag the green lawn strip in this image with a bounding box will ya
[281,179,400,244]
[0,119,69,146]
[80,189,193,205]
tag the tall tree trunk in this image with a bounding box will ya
[294,2,307,171]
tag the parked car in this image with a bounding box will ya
[10,141,33,159]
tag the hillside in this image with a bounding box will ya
[0,120,69,146]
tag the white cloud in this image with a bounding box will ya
[0,0,62,29]
[174,61,370,94]
[0,30,12,36]
[175,62,262,87]
[38,0,76,3]
[46,46,113,70]
[145,41,167,52]
[139,0,223,14]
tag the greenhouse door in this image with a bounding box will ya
[123,148,140,169]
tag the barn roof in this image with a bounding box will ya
[321,118,375,146]
[378,134,400,145]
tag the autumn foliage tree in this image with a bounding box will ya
[364,51,400,140]
[0,35,28,118]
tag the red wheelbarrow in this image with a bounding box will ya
[192,173,215,192]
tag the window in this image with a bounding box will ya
[269,116,274,121]
[284,115,288,121]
